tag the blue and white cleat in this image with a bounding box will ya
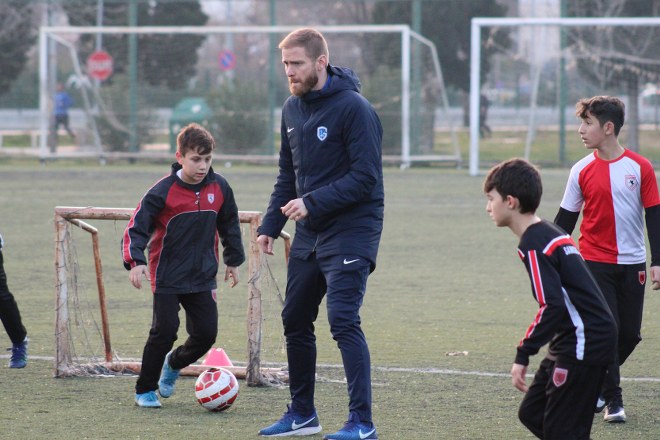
[135,391,162,408]
[258,405,322,437]
[158,350,180,398]
[323,413,378,440]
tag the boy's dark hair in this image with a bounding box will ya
[483,158,542,214]
[575,96,625,136]
[176,123,215,156]
[278,28,329,61]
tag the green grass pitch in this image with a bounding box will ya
[0,160,657,439]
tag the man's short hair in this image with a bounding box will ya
[483,158,542,214]
[278,28,329,61]
[177,123,215,156]
[575,96,625,136]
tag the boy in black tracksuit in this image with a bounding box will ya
[122,123,244,408]
[0,233,29,368]
[484,158,617,439]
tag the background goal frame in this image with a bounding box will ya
[469,16,660,176]
[39,24,460,167]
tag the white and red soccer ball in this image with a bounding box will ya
[194,367,239,412]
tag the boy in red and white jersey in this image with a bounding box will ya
[555,96,660,423]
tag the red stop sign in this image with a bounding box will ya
[87,50,113,81]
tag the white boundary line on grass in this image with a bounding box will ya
[5,356,659,383]
[314,363,660,383]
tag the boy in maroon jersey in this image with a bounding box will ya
[555,96,660,422]
[122,123,245,408]
[485,158,616,439]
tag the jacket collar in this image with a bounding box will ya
[170,162,216,188]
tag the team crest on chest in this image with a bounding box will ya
[208,193,215,204]
[552,367,568,387]
[625,174,639,190]
[317,126,328,141]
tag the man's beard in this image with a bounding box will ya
[289,71,318,97]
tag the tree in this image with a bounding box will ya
[62,0,208,89]
[0,2,37,97]
[567,0,660,152]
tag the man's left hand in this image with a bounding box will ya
[281,198,308,222]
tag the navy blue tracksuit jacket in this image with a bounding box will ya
[258,65,384,268]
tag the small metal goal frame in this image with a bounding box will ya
[54,206,290,386]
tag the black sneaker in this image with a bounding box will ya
[9,337,28,368]
[594,395,606,413]
[603,398,626,423]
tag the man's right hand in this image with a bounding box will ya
[257,235,274,256]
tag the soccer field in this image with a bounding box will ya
[0,161,658,439]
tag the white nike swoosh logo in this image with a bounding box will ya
[287,127,294,133]
[359,428,376,439]
[343,258,360,265]
[291,416,315,430]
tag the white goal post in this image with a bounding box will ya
[469,17,660,176]
[54,206,290,386]
[39,24,460,167]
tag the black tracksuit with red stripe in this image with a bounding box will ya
[122,163,245,294]
[121,163,244,394]
[516,220,616,367]
[515,220,617,439]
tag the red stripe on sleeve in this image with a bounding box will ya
[521,249,547,344]
[543,235,574,256]
[122,201,141,267]
[521,304,546,344]
[528,250,546,306]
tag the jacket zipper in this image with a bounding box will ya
[192,191,201,293]
[312,234,320,253]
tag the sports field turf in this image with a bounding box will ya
[0,161,657,439]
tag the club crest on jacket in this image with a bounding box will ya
[317,126,328,141]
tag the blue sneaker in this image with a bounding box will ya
[158,350,180,398]
[258,405,322,437]
[9,337,28,368]
[135,391,162,408]
[323,413,378,440]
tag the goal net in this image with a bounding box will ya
[39,25,460,167]
[468,17,660,175]
[54,207,290,386]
